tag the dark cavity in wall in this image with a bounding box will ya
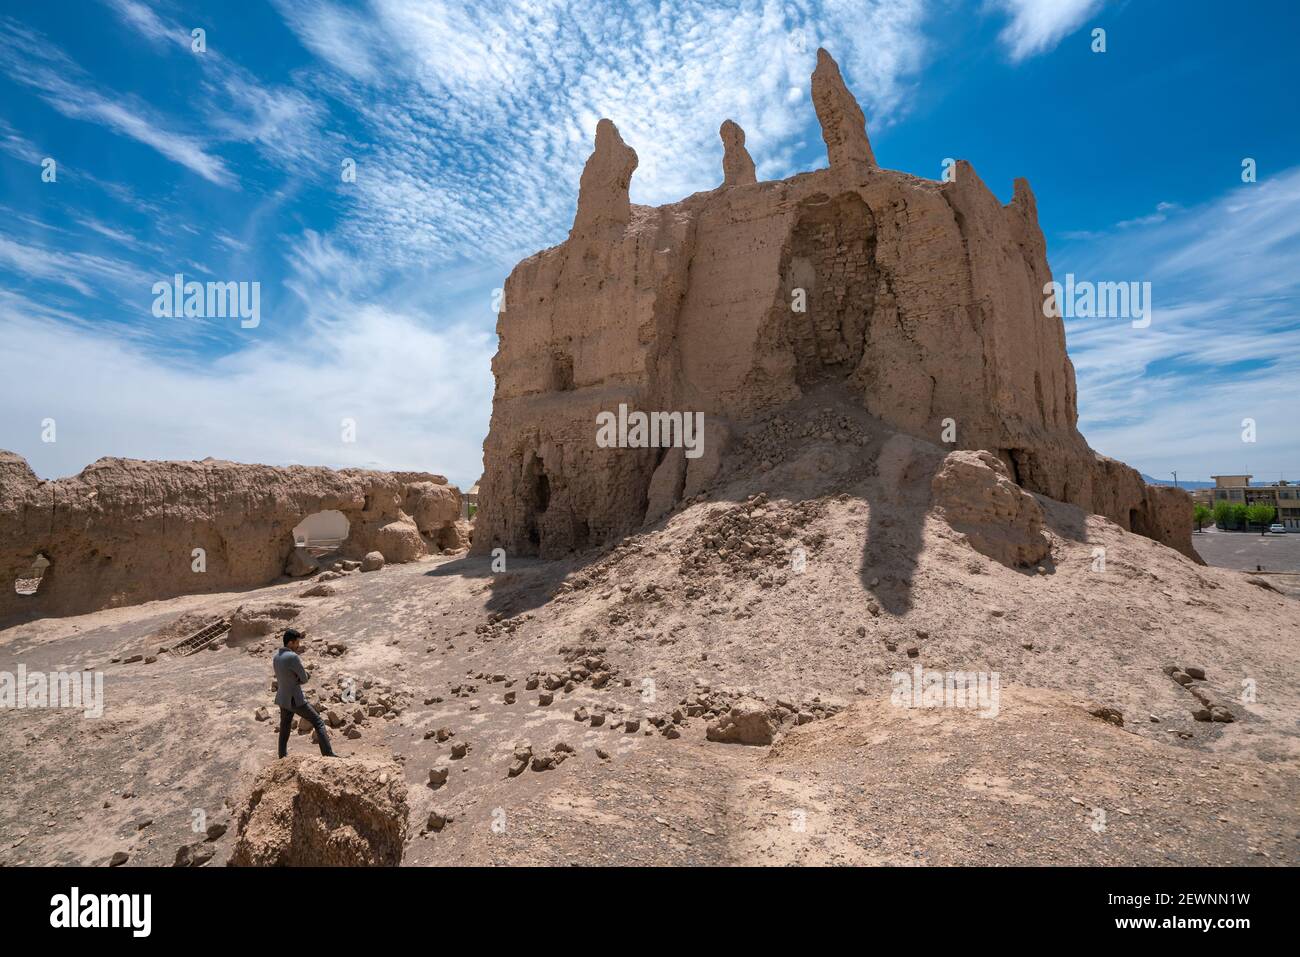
[782,192,880,388]
[551,351,575,391]
[522,452,551,551]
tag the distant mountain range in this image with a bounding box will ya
[1141,474,1215,489]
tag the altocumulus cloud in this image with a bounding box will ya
[275,0,932,265]
[1062,166,1300,480]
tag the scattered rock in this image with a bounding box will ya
[1088,705,1124,727]
[174,841,216,867]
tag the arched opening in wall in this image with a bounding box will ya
[14,553,51,596]
[782,192,880,388]
[292,510,351,558]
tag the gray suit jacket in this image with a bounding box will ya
[273,648,310,709]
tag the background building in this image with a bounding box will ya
[1209,475,1300,528]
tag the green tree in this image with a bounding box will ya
[1193,503,1212,531]
[1212,500,1235,528]
[1230,502,1250,529]
[1246,503,1276,531]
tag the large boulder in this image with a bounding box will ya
[284,548,318,578]
[930,450,1051,568]
[360,551,385,572]
[229,756,409,867]
[706,699,778,745]
[408,482,462,533]
[368,518,424,563]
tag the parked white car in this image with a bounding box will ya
[1269,524,1288,534]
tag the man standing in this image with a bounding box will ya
[274,628,335,758]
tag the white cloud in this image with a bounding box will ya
[987,0,1104,62]
[100,0,176,47]
[0,234,152,298]
[0,18,233,185]
[0,292,494,489]
[101,0,333,170]
[1062,167,1300,480]
[274,0,931,267]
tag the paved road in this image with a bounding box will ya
[1192,526,1300,573]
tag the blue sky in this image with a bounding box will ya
[1,0,1296,489]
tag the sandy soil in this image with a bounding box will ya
[3,400,1298,866]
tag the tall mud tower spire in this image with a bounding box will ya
[719,119,757,186]
[811,47,876,174]
[570,118,638,239]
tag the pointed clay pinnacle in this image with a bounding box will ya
[810,48,876,173]
[571,118,639,238]
[1010,177,1038,215]
[719,119,756,187]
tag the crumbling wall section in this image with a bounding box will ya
[0,451,462,619]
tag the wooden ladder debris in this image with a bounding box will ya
[168,618,231,658]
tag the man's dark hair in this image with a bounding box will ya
[283,628,303,647]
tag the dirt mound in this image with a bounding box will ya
[230,756,409,866]
[754,686,1296,865]
[228,602,303,645]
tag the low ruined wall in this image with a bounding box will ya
[0,451,463,620]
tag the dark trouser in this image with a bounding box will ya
[278,703,334,758]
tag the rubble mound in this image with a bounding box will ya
[677,493,826,581]
[229,756,409,867]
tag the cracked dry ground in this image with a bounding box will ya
[2,494,1298,866]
